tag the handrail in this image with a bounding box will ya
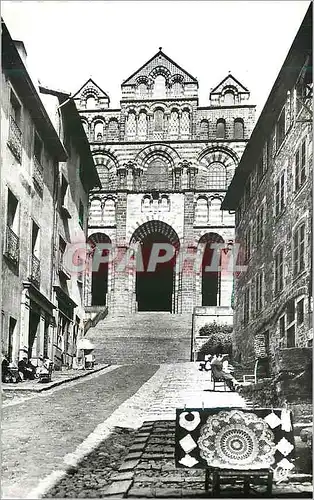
[84,306,108,334]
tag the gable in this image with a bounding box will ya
[122,49,198,86]
[73,78,110,101]
[210,74,249,95]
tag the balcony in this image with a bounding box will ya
[30,254,41,287]
[8,116,22,162]
[58,254,71,281]
[33,156,44,194]
[4,226,19,264]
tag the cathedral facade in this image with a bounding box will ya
[74,49,256,315]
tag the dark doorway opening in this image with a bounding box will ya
[136,232,176,312]
[200,233,223,306]
[28,310,40,358]
[91,256,108,306]
[88,233,111,307]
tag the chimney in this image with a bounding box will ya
[13,40,27,64]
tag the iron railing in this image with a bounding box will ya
[30,254,41,287]
[33,156,44,193]
[5,226,19,263]
[8,116,22,162]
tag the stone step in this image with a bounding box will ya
[86,312,193,364]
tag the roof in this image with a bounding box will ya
[39,85,101,190]
[222,3,312,210]
[72,78,110,102]
[122,48,198,86]
[210,73,249,94]
[1,19,67,162]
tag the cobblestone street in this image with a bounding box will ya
[2,362,312,498]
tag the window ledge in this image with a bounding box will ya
[61,206,72,219]
[293,182,308,199]
[274,208,287,223]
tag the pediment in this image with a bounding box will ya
[122,49,198,86]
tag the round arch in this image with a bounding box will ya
[135,143,181,170]
[129,220,180,312]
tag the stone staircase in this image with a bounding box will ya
[85,312,193,364]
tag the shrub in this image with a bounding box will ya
[198,321,233,356]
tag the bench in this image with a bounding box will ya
[175,407,295,496]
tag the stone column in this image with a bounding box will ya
[188,164,198,190]
[37,313,45,357]
[20,287,31,358]
[173,165,182,191]
[117,166,127,190]
[219,242,234,307]
[47,321,54,361]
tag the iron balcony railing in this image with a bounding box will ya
[33,156,44,193]
[8,116,22,162]
[5,226,19,264]
[30,254,41,287]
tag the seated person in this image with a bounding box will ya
[18,356,36,381]
[2,354,10,382]
[211,352,241,391]
[85,353,95,369]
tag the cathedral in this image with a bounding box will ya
[73,49,256,315]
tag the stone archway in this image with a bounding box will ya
[130,220,180,312]
[87,232,112,307]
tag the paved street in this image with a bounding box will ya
[2,362,312,499]
[1,364,159,499]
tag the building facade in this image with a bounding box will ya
[1,21,99,368]
[74,49,256,315]
[222,5,313,375]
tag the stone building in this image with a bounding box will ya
[0,21,99,368]
[38,86,100,368]
[74,49,256,316]
[222,4,313,375]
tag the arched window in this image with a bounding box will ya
[94,121,104,141]
[108,119,119,140]
[172,82,183,96]
[126,112,136,138]
[160,195,170,211]
[137,83,147,97]
[208,198,222,226]
[86,96,96,109]
[142,196,151,212]
[103,199,115,225]
[98,165,109,188]
[169,110,179,137]
[146,158,168,190]
[208,163,227,189]
[234,118,244,139]
[224,91,235,105]
[89,199,102,224]
[81,120,88,137]
[195,198,208,224]
[200,120,209,139]
[138,112,148,139]
[181,110,190,136]
[153,75,166,98]
[154,109,164,132]
[216,119,226,139]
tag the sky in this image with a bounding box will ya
[1,0,310,117]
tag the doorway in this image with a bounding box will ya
[136,232,175,311]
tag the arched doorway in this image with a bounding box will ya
[88,233,111,306]
[130,221,180,312]
[199,232,224,306]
